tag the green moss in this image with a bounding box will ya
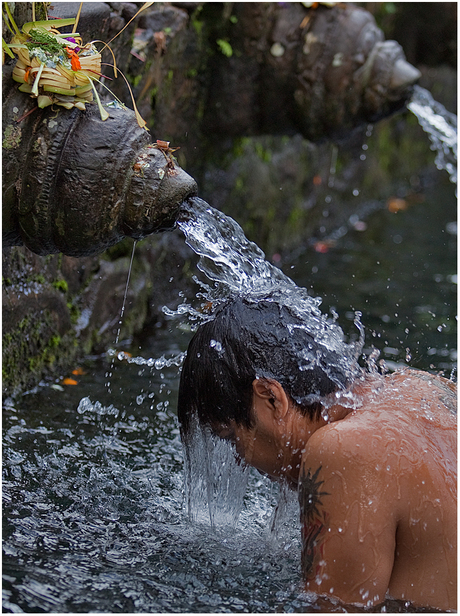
[2,124,22,149]
[254,142,271,163]
[192,19,203,36]
[2,333,14,380]
[131,73,143,88]
[67,302,81,325]
[103,238,134,260]
[49,334,61,348]
[2,309,76,395]
[288,207,302,228]
[52,279,68,293]
[235,177,244,192]
[232,137,252,159]
[191,6,204,38]
[19,273,47,286]
[36,2,52,21]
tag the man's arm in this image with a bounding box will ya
[298,426,398,607]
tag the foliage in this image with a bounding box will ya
[216,38,233,58]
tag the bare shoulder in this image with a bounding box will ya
[299,415,398,516]
[307,369,456,465]
[301,407,387,473]
[299,369,457,520]
[297,373,457,608]
[297,407,398,604]
[388,369,457,419]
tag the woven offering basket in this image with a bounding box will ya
[10,28,102,111]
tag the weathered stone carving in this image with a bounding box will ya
[3,66,197,256]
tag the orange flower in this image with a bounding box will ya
[71,54,81,70]
[66,47,81,71]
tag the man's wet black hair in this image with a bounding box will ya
[178,296,353,441]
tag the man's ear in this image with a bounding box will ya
[252,378,290,420]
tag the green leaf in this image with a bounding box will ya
[3,3,21,36]
[31,63,45,96]
[43,85,77,95]
[22,18,76,33]
[217,39,233,58]
[89,78,109,121]
[2,38,15,58]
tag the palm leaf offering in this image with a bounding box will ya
[3,2,153,127]
[7,14,102,112]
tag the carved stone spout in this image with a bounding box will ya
[291,4,422,140]
[2,64,197,257]
[203,2,422,142]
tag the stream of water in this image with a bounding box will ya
[2,88,457,613]
[407,85,457,187]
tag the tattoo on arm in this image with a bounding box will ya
[299,466,329,579]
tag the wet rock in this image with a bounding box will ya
[2,243,152,394]
[47,2,111,43]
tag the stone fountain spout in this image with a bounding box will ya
[205,2,422,142]
[287,5,423,136]
[2,63,197,257]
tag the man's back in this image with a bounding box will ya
[299,370,456,610]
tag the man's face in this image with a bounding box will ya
[213,408,286,480]
[211,379,312,487]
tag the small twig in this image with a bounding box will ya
[15,106,38,123]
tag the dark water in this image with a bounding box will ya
[286,179,457,375]
[2,91,457,613]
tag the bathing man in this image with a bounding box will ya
[177,296,456,611]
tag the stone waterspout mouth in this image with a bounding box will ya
[2,63,197,257]
[390,58,422,91]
